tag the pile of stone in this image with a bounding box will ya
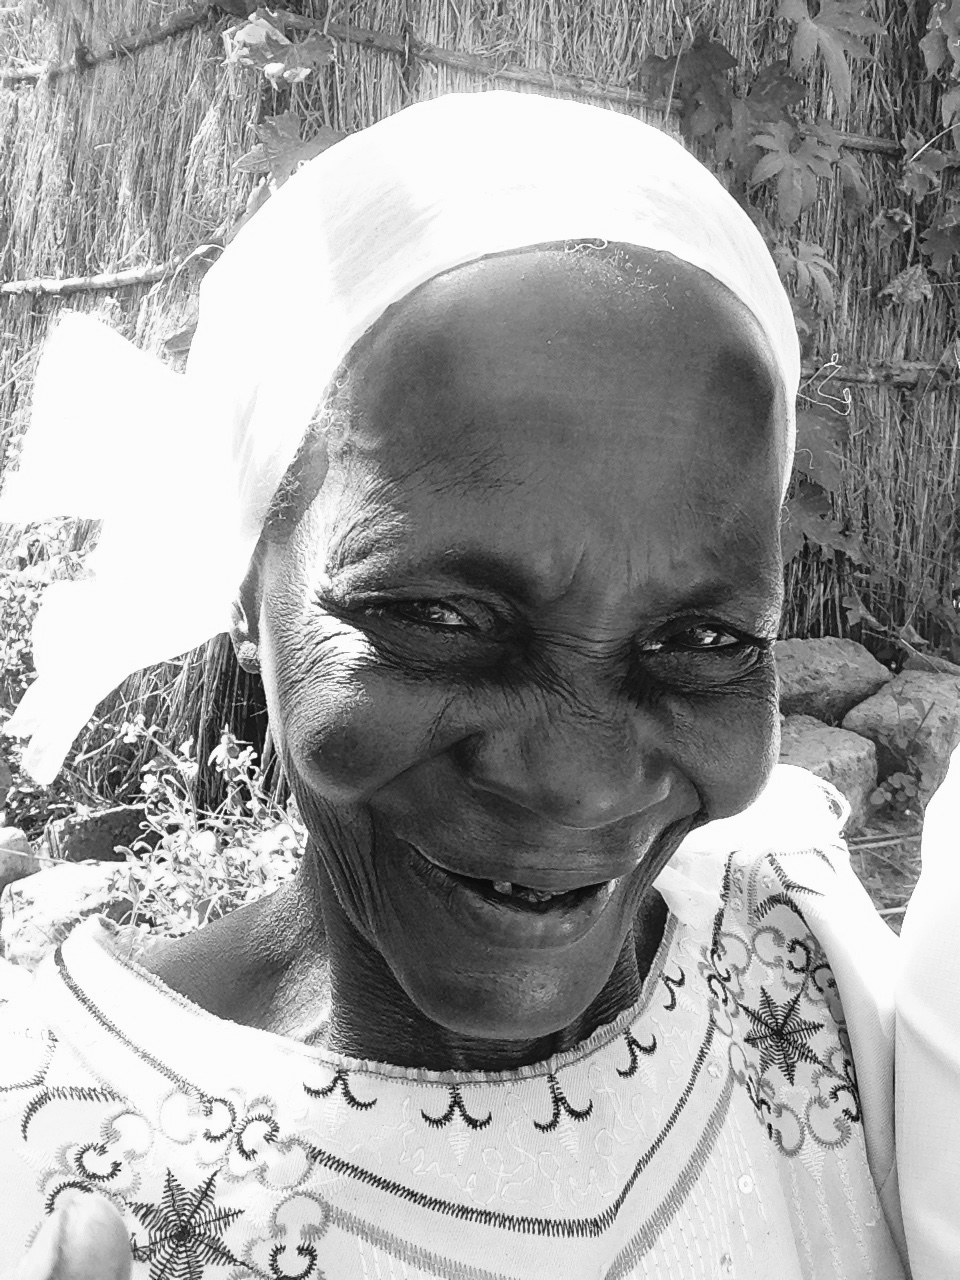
[776,638,960,833]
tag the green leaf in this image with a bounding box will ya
[639,34,737,141]
[920,220,960,274]
[921,1,960,78]
[783,480,865,561]
[780,511,805,563]
[942,85,960,148]
[222,11,333,88]
[901,145,948,201]
[814,0,885,47]
[223,12,291,67]
[870,207,912,250]
[843,589,882,630]
[775,240,837,313]
[744,61,807,123]
[778,0,883,114]
[838,153,868,210]
[796,239,838,308]
[235,112,345,185]
[750,122,839,226]
[878,264,933,306]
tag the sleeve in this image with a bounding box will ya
[797,825,906,1263]
[896,742,960,1277]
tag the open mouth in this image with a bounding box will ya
[400,841,636,947]
[433,864,619,914]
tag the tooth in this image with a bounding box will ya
[492,880,513,895]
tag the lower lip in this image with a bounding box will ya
[400,843,624,951]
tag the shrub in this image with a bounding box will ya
[112,723,304,938]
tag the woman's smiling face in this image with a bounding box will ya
[243,246,787,1049]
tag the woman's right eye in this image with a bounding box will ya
[389,600,474,629]
[360,597,501,636]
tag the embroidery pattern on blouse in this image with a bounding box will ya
[0,842,874,1279]
[700,846,862,1159]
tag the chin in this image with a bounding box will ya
[393,954,617,1045]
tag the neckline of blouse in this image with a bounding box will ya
[56,910,684,1087]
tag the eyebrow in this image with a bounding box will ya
[328,545,780,629]
[330,547,536,605]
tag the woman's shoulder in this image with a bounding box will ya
[663,764,903,1253]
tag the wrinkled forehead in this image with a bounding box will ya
[262,246,789,623]
[329,245,788,491]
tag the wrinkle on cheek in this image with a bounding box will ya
[274,630,452,804]
[664,675,779,821]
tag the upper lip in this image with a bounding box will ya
[409,842,653,894]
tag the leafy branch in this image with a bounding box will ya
[777,0,884,115]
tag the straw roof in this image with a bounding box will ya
[0,0,956,804]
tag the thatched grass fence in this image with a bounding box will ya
[0,0,957,807]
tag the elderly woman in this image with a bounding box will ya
[0,93,911,1278]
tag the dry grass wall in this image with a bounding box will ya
[0,0,956,805]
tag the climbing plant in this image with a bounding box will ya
[216,7,888,574]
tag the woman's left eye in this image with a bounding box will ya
[642,624,752,654]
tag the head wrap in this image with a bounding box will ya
[0,90,799,786]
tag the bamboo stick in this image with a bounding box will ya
[800,359,960,389]
[0,3,212,86]
[1,259,189,296]
[0,6,908,158]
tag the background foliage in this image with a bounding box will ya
[0,0,958,825]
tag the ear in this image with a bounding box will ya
[230,544,264,675]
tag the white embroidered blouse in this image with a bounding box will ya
[0,791,908,1279]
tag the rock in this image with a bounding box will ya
[0,827,41,894]
[0,861,131,971]
[0,826,34,857]
[43,805,158,863]
[778,714,878,833]
[841,671,960,801]
[903,653,960,678]
[776,638,892,724]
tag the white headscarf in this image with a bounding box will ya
[0,90,799,787]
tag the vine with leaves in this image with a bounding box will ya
[218,3,957,648]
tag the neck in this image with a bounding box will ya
[141,840,668,1073]
[289,844,667,1072]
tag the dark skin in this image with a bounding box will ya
[145,246,787,1071]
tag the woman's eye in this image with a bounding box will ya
[643,625,749,653]
[359,597,498,633]
[398,600,473,629]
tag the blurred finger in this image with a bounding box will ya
[15,1191,131,1280]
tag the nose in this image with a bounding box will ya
[465,700,675,831]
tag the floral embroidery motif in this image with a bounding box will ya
[236,1106,280,1161]
[130,1170,241,1280]
[702,848,864,1159]
[303,1069,376,1110]
[421,1083,492,1130]
[756,854,824,919]
[0,832,902,1280]
[661,966,686,1012]
[740,987,825,1086]
[533,1072,594,1132]
[617,1031,658,1079]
